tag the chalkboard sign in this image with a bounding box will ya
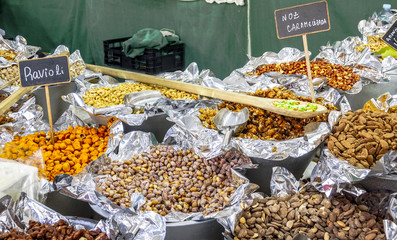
[18,56,71,87]
[382,19,397,51]
[274,1,330,39]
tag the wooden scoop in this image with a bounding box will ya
[86,64,328,118]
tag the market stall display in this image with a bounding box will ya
[4,4,397,239]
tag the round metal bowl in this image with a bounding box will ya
[44,191,102,220]
[33,81,76,123]
[355,175,397,193]
[122,114,174,142]
[89,203,223,240]
[244,144,322,195]
[344,77,397,111]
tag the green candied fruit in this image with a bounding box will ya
[273,100,318,112]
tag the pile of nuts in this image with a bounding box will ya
[70,60,85,77]
[355,35,388,53]
[82,82,199,108]
[199,87,338,140]
[97,145,245,216]
[233,187,385,240]
[0,220,109,240]
[0,125,110,181]
[327,110,397,168]
[249,61,360,91]
[0,65,20,86]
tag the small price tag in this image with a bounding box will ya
[18,55,71,87]
[274,0,330,39]
[382,19,397,51]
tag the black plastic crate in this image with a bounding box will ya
[104,37,184,75]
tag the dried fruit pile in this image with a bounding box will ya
[234,187,385,240]
[249,61,360,91]
[199,87,338,140]
[97,145,248,216]
[327,110,397,168]
[0,125,109,181]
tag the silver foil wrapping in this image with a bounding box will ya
[312,149,397,198]
[356,10,397,75]
[56,130,258,223]
[358,11,397,41]
[0,93,48,145]
[0,193,166,240]
[386,194,397,240]
[0,34,36,68]
[164,79,341,160]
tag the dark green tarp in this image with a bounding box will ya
[0,0,383,78]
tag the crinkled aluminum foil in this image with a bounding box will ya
[46,45,86,77]
[0,193,166,240]
[270,166,300,197]
[365,92,397,112]
[164,80,341,160]
[385,193,397,240]
[358,11,397,40]
[0,93,49,144]
[311,149,397,198]
[0,35,33,68]
[56,131,258,223]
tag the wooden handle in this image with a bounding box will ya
[0,87,34,115]
[86,64,327,118]
[0,77,18,91]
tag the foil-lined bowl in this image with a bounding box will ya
[343,76,397,110]
[244,143,322,195]
[90,204,224,240]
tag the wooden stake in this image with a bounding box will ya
[302,34,315,103]
[45,85,54,144]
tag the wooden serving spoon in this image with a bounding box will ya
[86,64,328,118]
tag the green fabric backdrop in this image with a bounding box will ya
[0,0,384,78]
